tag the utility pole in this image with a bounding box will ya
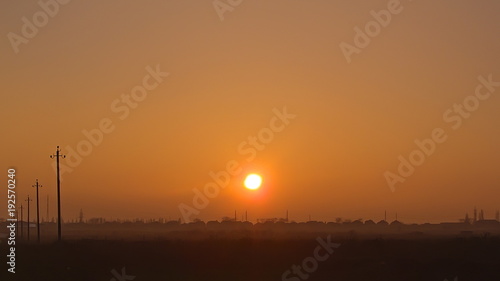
[15,209,19,236]
[26,196,32,241]
[20,205,23,239]
[46,195,49,223]
[50,146,66,242]
[32,179,43,243]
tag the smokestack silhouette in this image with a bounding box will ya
[479,209,484,221]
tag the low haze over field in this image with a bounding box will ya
[1,0,499,224]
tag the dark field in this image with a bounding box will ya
[3,237,500,281]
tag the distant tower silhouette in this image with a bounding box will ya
[245,210,248,222]
[473,207,477,223]
[234,210,237,222]
[79,209,84,223]
[479,209,484,221]
[464,213,470,224]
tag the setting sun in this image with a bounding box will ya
[244,174,262,190]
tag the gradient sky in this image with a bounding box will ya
[1,0,499,223]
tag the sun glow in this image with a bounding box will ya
[244,174,262,190]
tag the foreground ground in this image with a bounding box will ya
[2,236,500,281]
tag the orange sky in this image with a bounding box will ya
[1,0,499,224]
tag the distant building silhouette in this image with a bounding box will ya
[475,219,500,227]
[364,220,376,226]
[377,220,388,226]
